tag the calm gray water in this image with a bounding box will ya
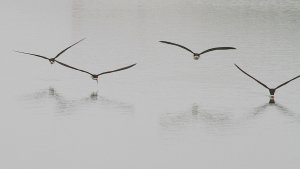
[1,0,300,169]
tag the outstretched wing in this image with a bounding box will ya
[159,41,194,54]
[55,60,92,75]
[14,50,49,60]
[98,63,137,76]
[275,75,300,90]
[199,47,236,55]
[234,64,270,89]
[53,38,86,59]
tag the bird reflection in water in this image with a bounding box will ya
[248,102,300,122]
[160,103,236,135]
[89,91,98,100]
[23,87,134,115]
[191,104,232,125]
[48,87,62,99]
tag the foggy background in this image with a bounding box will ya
[0,0,300,169]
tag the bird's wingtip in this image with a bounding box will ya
[77,38,86,42]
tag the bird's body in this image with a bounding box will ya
[193,53,201,60]
[234,64,300,103]
[15,38,85,64]
[55,60,136,83]
[49,58,56,64]
[91,75,99,80]
[159,41,236,60]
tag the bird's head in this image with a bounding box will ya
[91,75,99,83]
[269,89,276,96]
[49,58,55,64]
[269,89,276,104]
[193,53,200,60]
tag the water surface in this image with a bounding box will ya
[0,1,300,169]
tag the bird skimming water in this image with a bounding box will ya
[234,64,300,103]
[159,41,236,60]
[55,60,136,83]
[15,38,85,64]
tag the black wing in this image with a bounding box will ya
[98,63,137,76]
[234,64,270,90]
[275,75,300,90]
[159,41,194,54]
[53,38,86,59]
[55,60,92,76]
[14,50,49,60]
[199,47,236,55]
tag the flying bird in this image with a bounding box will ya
[14,38,85,64]
[55,60,136,83]
[159,41,236,60]
[234,64,300,103]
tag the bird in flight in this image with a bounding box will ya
[55,60,136,83]
[159,41,236,60]
[234,64,300,103]
[14,38,85,64]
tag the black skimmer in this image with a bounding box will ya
[159,41,236,60]
[15,38,85,64]
[55,60,136,83]
[234,64,300,103]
